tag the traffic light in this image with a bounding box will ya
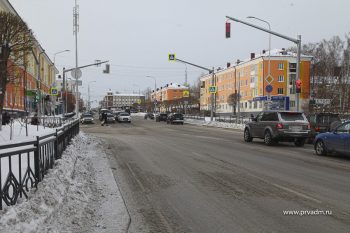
[103,64,110,74]
[296,79,302,93]
[225,22,231,38]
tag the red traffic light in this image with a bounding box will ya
[225,22,231,38]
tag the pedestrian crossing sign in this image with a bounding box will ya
[168,53,176,61]
[208,86,217,94]
[50,88,58,96]
[183,90,190,98]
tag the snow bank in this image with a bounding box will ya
[0,121,55,145]
[185,118,245,130]
[0,133,129,233]
[131,112,147,117]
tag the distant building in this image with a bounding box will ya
[150,83,189,102]
[102,91,145,110]
[200,49,312,116]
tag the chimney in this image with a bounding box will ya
[262,50,266,54]
[227,62,231,68]
[236,59,241,64]
[250,53,255,60]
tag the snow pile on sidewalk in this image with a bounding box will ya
[0,133,129,233]
[185,118,245,130]
[131,112,146,117]
[0,121,55,145]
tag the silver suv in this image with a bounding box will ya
[244,111,310,146]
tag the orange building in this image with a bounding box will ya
[200,49,312,116]
[1,0,58,116]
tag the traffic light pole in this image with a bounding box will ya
[62,60,108,115]
[173,58,215,121]
[226,16,302,111]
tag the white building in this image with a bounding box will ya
[102,91,145,109]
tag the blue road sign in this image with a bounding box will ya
[266,84,273,93]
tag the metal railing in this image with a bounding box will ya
[184,114,248,124]
[24,116,75,128]
[0,119,80,210]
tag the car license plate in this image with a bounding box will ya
[290,126,302,131]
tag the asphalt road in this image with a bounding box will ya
[82,116,350,233]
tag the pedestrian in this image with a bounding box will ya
[2,112,10,125]
[31,113,39,125]
[101,112,108,126]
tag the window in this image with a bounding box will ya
[289,63,297,72]
[261,112,279,121]
[290,101,295,107]
[278,88,284,94]
[278,63,284,70]
[278,75,284,82]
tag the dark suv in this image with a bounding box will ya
[307,113,342,140]
[167,113,184,125]
[156,113,168,122]
[244,111,310,146]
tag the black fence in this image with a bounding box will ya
[0,119,80,210]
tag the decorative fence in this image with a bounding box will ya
[0,119,80,210]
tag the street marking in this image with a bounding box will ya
[272,183,322,204]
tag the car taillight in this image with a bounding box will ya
[315,126,320,132]
[276,123,284,129]
[307,123,310,130]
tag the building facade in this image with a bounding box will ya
[102,91,145,110]
[0,0,58,116]
[200,49,312,116]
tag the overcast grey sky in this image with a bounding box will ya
[9,0,350,105]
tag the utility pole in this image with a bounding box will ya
[73,0,79,117]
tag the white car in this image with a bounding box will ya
[118,112,131,123]
[80,113,94,124]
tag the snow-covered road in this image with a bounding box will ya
[0,133,130,233]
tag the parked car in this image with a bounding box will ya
[314,121,350,156]
[144,113,155,120]
[118,112,131,123]
[106,113,116,123]
[113,111,123,120]
[156,113,168,122]
[167,113,184,125]
[307,113,342,141]
[80,113,94,124]
[244,111,310,146]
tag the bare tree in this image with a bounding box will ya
[0,11,34,129]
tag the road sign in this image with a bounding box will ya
[137,99,142,104]
[265,74,274,84]
[50,88,58,96]
[208,86,217,94]
[314,99,331,105]
[168,54,176,61]
[183,90,190,98]
[265,84,273,93]
[71,68,82,79]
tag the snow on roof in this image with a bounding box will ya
[113,93,145,97]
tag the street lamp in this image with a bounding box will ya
[88,81,96,111]
[53,49,70,65]
[247,16,271,110]
[146,75,157,113]
[247,17,271,76]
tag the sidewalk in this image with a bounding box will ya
[0,132,130,233]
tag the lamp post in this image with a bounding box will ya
[146,76,157,112]
[226,16,302,111]
[88,81,96,111]
[53,49,70,65]
[247,16,271,109]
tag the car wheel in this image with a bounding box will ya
[294,138,306,147]
[244,128,253,142]
[315,140,327,156]
[181,122,184,125]
[264,130,274,146]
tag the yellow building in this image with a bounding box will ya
[0,0,58,115]
[200,49,312,116]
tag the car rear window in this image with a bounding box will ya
[317,115,341,124]
[174,114,183,118]
[83,114,92,117]
[120,113,129,116]
[279,112,305,121]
